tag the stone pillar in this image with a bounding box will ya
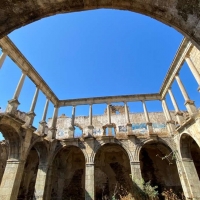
[68,106,76,138]
[23,87,39,128]
[0,160,25,200]
[168,88,184,125]
[0,51,7,69]
[34,164,49,200]
[161,99,175,134]
[185,56,200,91]
[6,72,26,114]
[130,161,143,188]
[44,165,53,200]
[175,75,197,115]
[124,102,132,134]
[181,158,200,199]
[142,101,153,134]
[85,163,95,200]
[37,99,49,136]
[87,104,94,137]
[47,107,58,139]
[107,104,112,136]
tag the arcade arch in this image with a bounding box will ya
[51,145,85,200]
[139,141,182,199]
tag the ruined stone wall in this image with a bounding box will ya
[0,141,8,184]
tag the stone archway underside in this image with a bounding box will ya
[94,144,133,200]
[51,146,85,200]
[140,142,182,199]
[1,1,200,48]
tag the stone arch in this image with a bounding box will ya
[93,140,133,163]
[135,137,176,162]
[0,123,22,160]
[180,133,200,179]
[1,1,200,48]
[139,139,182,199]
[94,142,133,199]
[51,144,86,200]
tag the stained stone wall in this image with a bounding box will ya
[0,141,8,184]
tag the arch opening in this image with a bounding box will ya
[18,147,39,200]
[94,143,132,199]
[180,134,200,180]
[51,146,85,200]
[139,141,182,199]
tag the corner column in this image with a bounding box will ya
[175,75,197,115]
[168,88,184,125]
[161,99,175,135]
[130,161,143,188]
[6,72,26,114]
[0,160,25,200]
[185,56,200,91]
[0,51,7,69]
[142,101,153,134]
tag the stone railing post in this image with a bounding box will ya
[0,159,25,200]
[107,104,113,136]
[68,106,76,138]
[87,104,94,137]
[175,74,197,115]
[47,107,58,139]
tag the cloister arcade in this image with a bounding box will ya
[1,1,200,200]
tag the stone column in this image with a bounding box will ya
[87,105,94,137]
[37,99,49,136]
[68,106,76,138]
[130,161,143,188]
[185,56,200,91]
[0,160,25,200]
[168,88,184,125]
[0,51,7,69]
[181,158,200,199]
[85,163,95,200]
[142,101,153,134]
[124,102,132,134]
[44,165,53,200]
[175,75,197,115]
[161,99,175,134]
[47,107,58,139]
[6,72,26,114]
[107,104,112,136]
[34,164,49,200]
[23,87,39,128]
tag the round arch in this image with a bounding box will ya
[0,1,200,48]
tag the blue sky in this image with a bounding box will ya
[0,9,199,140]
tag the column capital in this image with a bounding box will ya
[86,163,95,167]
[130,161,140,166]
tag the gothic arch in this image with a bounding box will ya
[1,1,200,48]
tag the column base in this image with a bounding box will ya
[166,120,175,135]
[126,123,132,135]
[47,127,57,140]
[36,120,47,136]
[107,124,114,136]
[6,99,20,115]
[84,125,94,138]
[146,122,153,134]
[22,111,35,129]
[184,100,197,115]
[68,126,74,138]
[175,111,184,125]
